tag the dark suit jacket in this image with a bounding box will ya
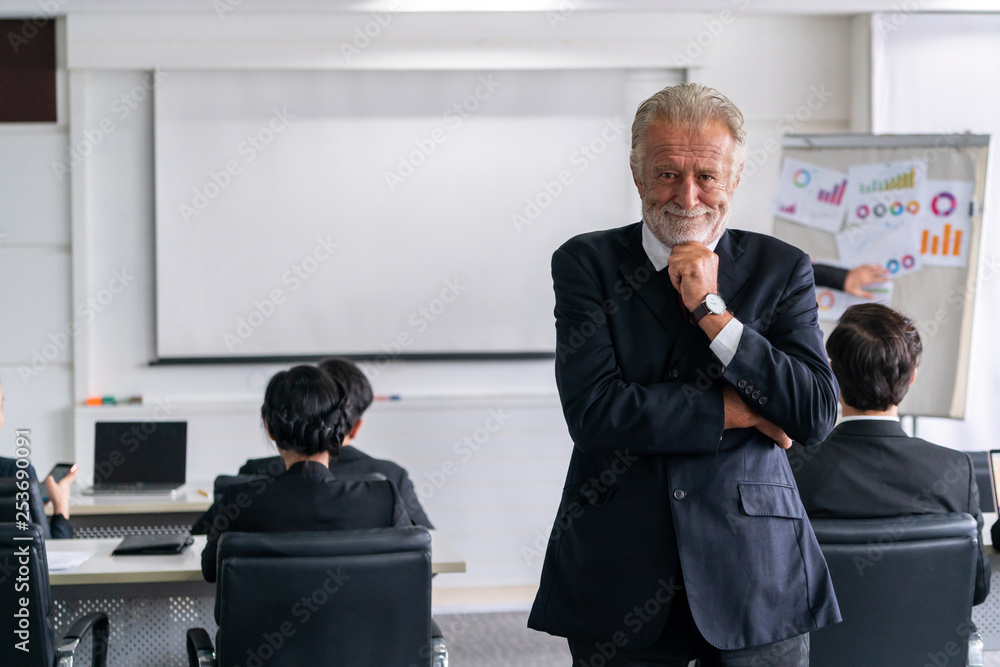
[200,460,411,584]
[528,223,841,651]
[789,419,991,605]
[239,447,433,529]
[812,263,848,291]
[0,457,72,539]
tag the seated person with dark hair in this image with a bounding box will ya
[201,365,412,582]
[0,381,77,539]
[789,303,990,604]
[234,357,433,529]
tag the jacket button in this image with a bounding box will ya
[670,369,679,378]
[752,390,761,399]
[744,384,754,394]
[737,379,747,389]
[759,396,768,405]
[673,489,687,501]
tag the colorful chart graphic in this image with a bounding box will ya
[773,159,848,233]
[855,201,920,219]
[858,166,915,193]
[815,279,894,323]
[921,225,963,258]
[817,179,846,205]
[931,192,957,217]
[817,290,836,311]
[885,254,916,274]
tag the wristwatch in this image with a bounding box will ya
[690,293,726,323]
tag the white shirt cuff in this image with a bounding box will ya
[708,318,744,368]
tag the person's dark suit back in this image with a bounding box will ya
[240,448,433,529]
[790,421,990,604]
[201,460,410,582]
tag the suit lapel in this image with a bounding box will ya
[715,231,751,307]
[620,226,748,369]
[618,224,686,337]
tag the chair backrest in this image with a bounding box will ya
[0,476,52,540]
[0,523,56,666]
[216,526,433,667]
[810,513,978,667]
[964,450,994,513]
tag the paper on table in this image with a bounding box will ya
[815,280,894,323]
[46,549,96,572]
[836,222,922,278]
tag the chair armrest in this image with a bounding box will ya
[187,627,217,667]
[56,612,109,667]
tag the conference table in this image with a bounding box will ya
[47,531,466,585]
[47,486,466,665]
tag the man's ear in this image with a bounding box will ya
[631,164,644,198]
[909,367,918,386]
[343,418,364,447]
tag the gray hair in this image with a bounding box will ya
[629,82,747,178]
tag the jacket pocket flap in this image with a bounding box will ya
[738,482,803,519]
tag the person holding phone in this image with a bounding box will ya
[0,382,78,539]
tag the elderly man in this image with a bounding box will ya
[528,83,841,665]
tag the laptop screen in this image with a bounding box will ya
[93,421,187,486]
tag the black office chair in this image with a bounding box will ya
[963,450,994,513]
[187,526,438,666]
[0,523,110,666]
[0,477,56,540]
[810,513,979,667]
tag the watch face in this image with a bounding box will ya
[705,293,726,314]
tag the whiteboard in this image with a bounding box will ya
[772,134,989,419]
[153,69,657,360]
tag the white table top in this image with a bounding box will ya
[47,530,465,585]
[57,482,215,516]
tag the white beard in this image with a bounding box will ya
[643,200,729,248]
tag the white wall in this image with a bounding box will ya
[0,18,74,478]
[871,12,1000,453]
[2,8,860,591]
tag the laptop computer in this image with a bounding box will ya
[86,421,188,495]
